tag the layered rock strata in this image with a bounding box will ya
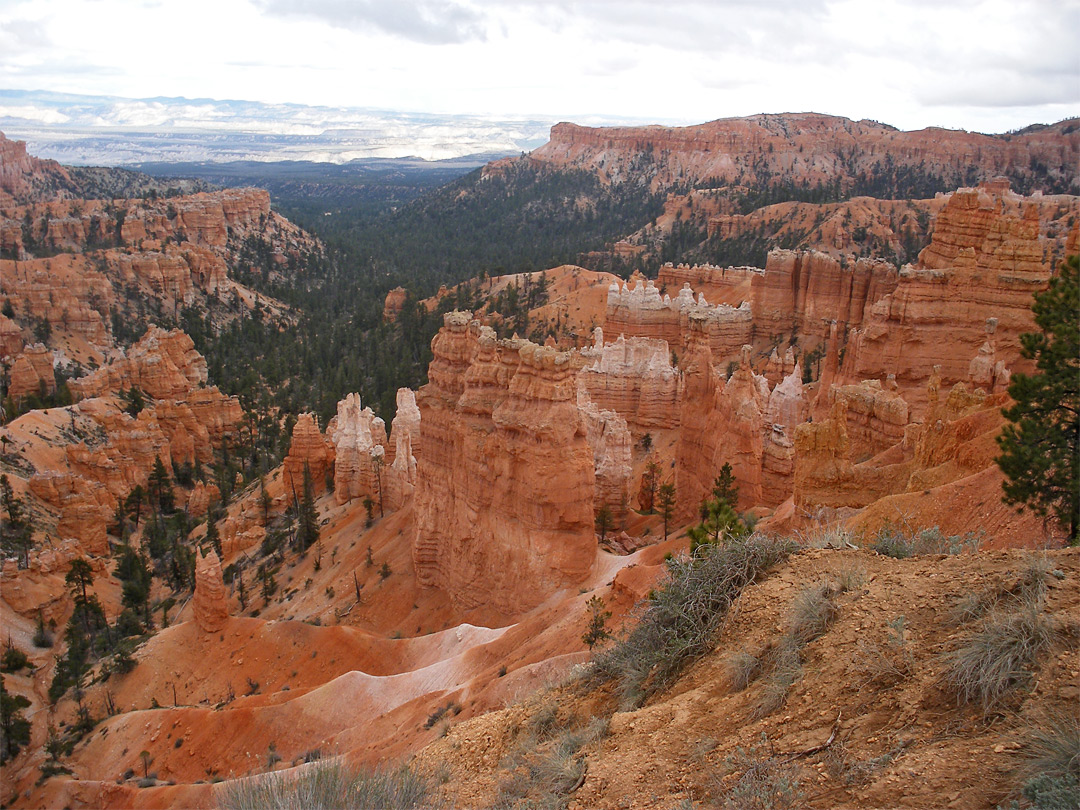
[750,250,899,341]
[413,313,596,612]
[656,263,758,305]
[605,277,753,364]
[579,391,633,524]
[577,330,681,429]
[844,183,1075,407]
[327,394,387,506]
[386,388,421,510]
[193,549,228,632]
[69,327,208,400]
[7,343,55,401]
[282,413,335,502]
[527,115,1079,195]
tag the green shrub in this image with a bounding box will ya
[218,759,434,810]
[1,646,30,673]
[595,535,795,708]
[1022,772,1079,809]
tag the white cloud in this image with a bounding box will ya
[0,0,1075,133]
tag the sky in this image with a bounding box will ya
[1,0,1078,134]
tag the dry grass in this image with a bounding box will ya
[595,535,796,708]
[949,555,1061,626]
[752,639,802,720]
[492,707,608,810]
[709,735,804,810]
[852,616,914,687]
[1016,711,1080,787]
[786,582,837,645]
[725,651,763,693]
[944,606,1058,713]
[218,760,434,810]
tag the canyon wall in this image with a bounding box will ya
[413,313,596,612]
[527,114,1079,194]
[604,277,754,364]
[844,183,1076,408]
[656,263,758,305]
[750,250,899,341]
[577,330,681,429]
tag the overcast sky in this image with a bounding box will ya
[1,0,1078,133]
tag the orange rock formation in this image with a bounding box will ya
[844,183,1075,406]
[578,330,681,429]
[327,393,388,506]
[193,549,228,632]
[6,343,55,401]
[383,286,408,321]
[413,313,596,612]
[527,114,1079,194]
[69,327,207,400]
[282,413,335,502]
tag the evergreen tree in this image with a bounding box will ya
[0,474,32,567]
[657,482,676,541]
[688,495,748,555]
[65,559,94,607]
[581,595,612,650]
[997,254,1080,544]
[125,485,144,529]
[595,504,613,543]
[204,513,222,558]
[0,676,31,764]
[711,462,740,511]
[296,464,320,552]
[148,456,175,515]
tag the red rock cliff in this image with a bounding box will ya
[413,313,596,612]
[844,183,1075,408]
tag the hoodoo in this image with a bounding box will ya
[413,314,597,612]
[193,548,228,632]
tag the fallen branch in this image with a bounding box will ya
[567,757,588,794]
[776,711,841,763]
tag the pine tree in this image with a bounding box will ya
[997,254,1079,544]
[0,474,32,567]
[595,504,613,543]
[657,482,676,541]
[581,596,612,650]
[204,514,222,558]
[65,559,94,606]
[1,676,32,764]
[688,497,748,555]
[296,464,320,552]
[711,462,739,510]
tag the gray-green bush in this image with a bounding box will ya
[944,606,1057,713]
[1012,712,1080,809]
[710,735,804,810]
[594,535,796,708]
[218,759,434,810]
[873,526,981,558]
